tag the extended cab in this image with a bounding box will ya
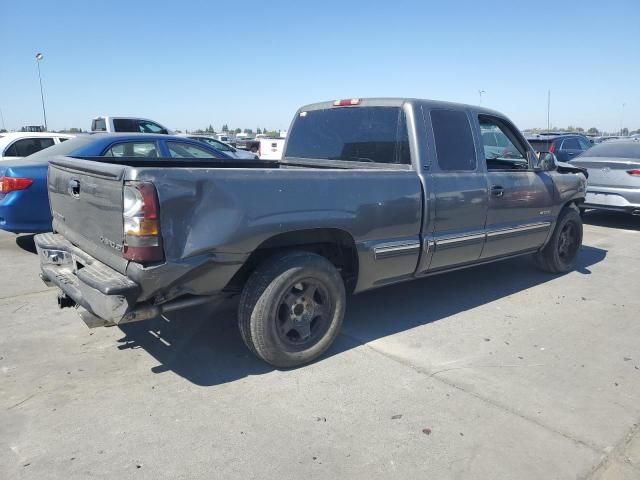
[36,98,587,367]
[91,116,170,134]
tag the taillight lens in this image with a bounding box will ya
[0,176,33,193]
[627,169,640,176]
[548,142,556,153]
[122,182,163,263]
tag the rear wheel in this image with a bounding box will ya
[238,251,346,368]
[535,206,583,273]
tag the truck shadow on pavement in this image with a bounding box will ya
[115,245,606,386]
[582,210,640,231]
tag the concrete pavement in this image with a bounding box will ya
[1,211,639,479]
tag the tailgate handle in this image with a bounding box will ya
[68,179,80,198]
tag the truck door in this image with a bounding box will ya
[476,115,554,259]
[418,108,489,272]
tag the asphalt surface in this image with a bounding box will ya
[1,211,639,479]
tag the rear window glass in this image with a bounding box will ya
[430,109,476,171]
[528,139,553,153]
[284,106,410,165]
[580,141,640,159]
[92,119,106,131]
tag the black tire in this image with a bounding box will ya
[238,251,346,368]
[535,205,583,273]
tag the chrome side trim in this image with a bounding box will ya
[436,232,486,246]
[486,222,551,238]
[374,241,421,260]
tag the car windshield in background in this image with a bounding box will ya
[284,106,410,164]
[580,141,640,159]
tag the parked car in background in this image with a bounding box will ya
[592,136,622,144]
[181,134,258,159]
[257,137,286,160]
[91,116,171,134]
[35,98,586,368]
[233,136,260,152]
[526,133,592,162]
[570,140,640,215]
[0,132,74,161]
[0,133,232,234]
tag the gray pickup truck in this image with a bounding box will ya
[35,98,587,368]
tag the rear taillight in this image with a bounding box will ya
[627,169,640,176]
[122,182,163,263]
[0,176,33,193]
[333,98,361,106]
[548,142,556,153]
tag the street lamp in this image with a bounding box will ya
[621,102,626,136]
[478,89,485,106]
[35,52,48,131]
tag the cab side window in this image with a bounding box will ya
[430,109,476,171]
[478,116,528,171]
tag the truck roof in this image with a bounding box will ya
[297,97,505,118]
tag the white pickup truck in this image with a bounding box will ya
[91,116,171,134]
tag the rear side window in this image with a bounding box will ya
[577,137,591,150]
[198,137,233,152]
[561,138,580,150]
[285,106,410,165]
[4,137,55,157]
[167,141,215,158]
[104,142,158,157]
[527,140,553,153]
[112,119,138,132]
[430,109,476,171]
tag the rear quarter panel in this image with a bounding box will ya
[0,162,51,233]
[132,167,424,292]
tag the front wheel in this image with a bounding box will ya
[238,251,346,368]
[535,206,583,273]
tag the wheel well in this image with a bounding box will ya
[224,228,359,294]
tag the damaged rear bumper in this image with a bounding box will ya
[35,233,216,326]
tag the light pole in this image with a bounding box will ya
[35,52,48,131]
[478,89,485,106]
[0,106,5,131]
[621,102,626,136]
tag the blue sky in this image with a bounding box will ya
[1,0,638,133]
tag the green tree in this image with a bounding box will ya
[222,124,229,132]
[621,127,629,136]
[234,128,242,134]
[587,127,599,135]
[0,129,6,133]
[256,127,262,135]
[243,128,253,135]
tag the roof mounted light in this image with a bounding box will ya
[333,98,361,106]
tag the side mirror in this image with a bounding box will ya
[537,152,558,171]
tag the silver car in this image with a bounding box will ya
[182,135,258,160]
[571,140,640,215]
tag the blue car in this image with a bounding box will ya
[0,133,232,234]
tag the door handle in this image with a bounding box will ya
[491,185,504,197]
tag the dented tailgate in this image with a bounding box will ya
[47,156,130,274]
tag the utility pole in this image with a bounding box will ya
[547,89,551,132]
[35,53,48,131]
[0,106,5,131]
[478,89,485,106]
[621,102,626,136]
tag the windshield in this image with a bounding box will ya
[580,141,640,159]
[284,106,410,165]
